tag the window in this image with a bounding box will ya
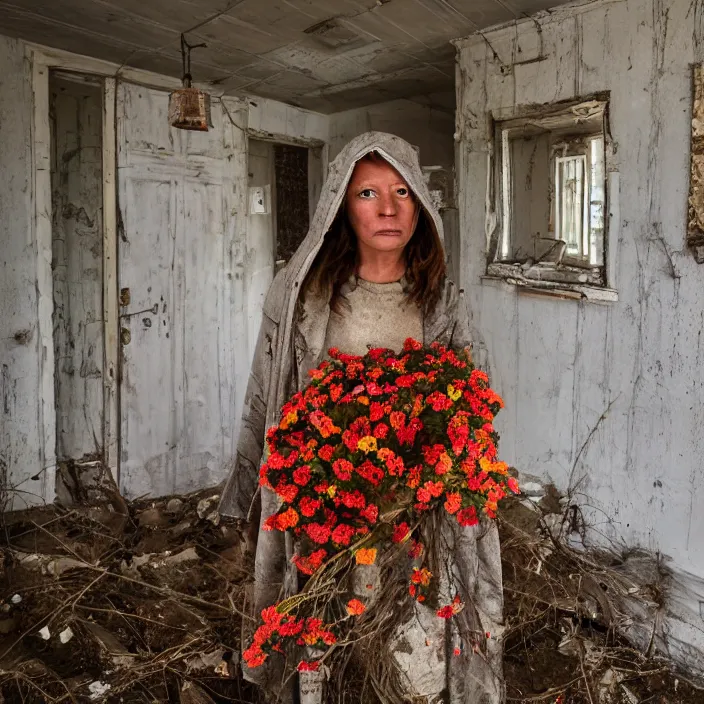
[490,98,610,291]
[688,65,704,263]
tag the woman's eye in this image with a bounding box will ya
[359,189,376,198]
[397,187,409,197]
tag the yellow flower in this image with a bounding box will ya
[281,410,298,429]
[447,385,462,402]
[479,457,493,473]
[327,484,337,498]
[357,436,378,454]
[355,548,377,565]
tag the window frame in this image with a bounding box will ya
[488,95,612,294]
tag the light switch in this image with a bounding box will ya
[249,186,268,214]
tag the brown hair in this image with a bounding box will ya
[303,153,446,315]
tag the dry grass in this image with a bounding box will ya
[0,489,702,703]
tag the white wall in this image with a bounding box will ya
[329,97,455,168]
[456,0,704,676]
[0,35,55,510]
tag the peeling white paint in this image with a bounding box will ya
[0,36,54,510]
[455,0,704,677]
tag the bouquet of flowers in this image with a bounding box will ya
[244,338,517,675]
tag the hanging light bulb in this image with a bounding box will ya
[168,34,212,131]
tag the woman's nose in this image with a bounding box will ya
[378,192,397,216]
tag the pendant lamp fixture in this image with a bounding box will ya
[168,34,212,131]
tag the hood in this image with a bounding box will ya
[283,131,445,294]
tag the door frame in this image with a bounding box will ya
[29,45,183,493]
[243,131,327,231]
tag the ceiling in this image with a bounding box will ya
[1,0,565,113]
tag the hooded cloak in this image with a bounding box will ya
[219,132,504,703]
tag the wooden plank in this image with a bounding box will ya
[31,55,57,507]
[103,77,119,485]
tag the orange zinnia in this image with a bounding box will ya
[346,599,366,616]
[354,547,377,565]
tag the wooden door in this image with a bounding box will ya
[116,83,247,498]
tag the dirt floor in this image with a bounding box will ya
[1,488,702,703]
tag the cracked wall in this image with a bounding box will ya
[456,0,704,678]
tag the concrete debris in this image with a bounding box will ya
[37,626,51,640]
[82,620,136,669]
[170,518,195,537]
[197,495,221,525]
[620,684,640,704]
[88,681,111,700]
[14,551,91,577]
[59,626,74,644]
[10,594,21,604]
[299,669,325,704]
[122,547,200,574]
[215,659,231,677]
[599,667,624,703]
[519,481,545,497]
[165,498,184,515]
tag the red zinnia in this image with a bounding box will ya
[392,522,410,543]
[293,466,311,486]
[457,506,478,527]
[444,492,461,514]
[332,459,353,481]
[299,496,322,517]
[360,503,379,524]
[318,444,335,462]
[346,598,366,616]
[297,660,320,672]
[331,523,355,546]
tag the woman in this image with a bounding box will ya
[220,132,504,703]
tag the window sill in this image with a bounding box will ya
[481,274,618,303]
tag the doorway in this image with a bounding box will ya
[245,139,311,361]
[49,71,106,502]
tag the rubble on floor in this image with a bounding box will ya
[0,486,703,703]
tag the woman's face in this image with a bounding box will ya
[345,157,419,257]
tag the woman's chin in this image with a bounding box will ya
[365,238,408,253]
